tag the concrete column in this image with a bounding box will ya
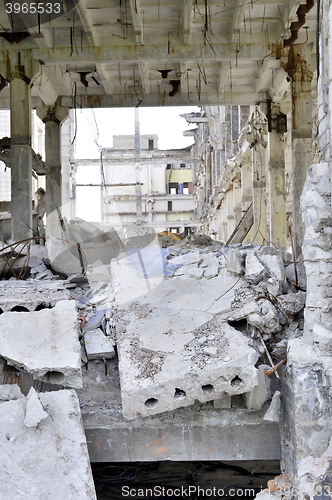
[227,186,235,237]
[9,70,32,241]
[37,103,68,237]
[268,105,287,250]
[241,161,253,245]
[289,54,313,257]
[252,141,268,245]
[233,177,242,226]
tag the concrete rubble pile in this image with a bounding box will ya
[0,219,307,496]
[106,232,307,420]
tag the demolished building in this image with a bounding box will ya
[0,0,332,498]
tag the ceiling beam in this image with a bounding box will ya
[75,0,99,46]
[59,90,266,108]
[96,63,113,95]
[128,0,144,45]
[183,0,195,45]
[30,42,269,66]
[138,63,149,94]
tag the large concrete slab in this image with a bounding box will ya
[0,300,82,388]
[0,388,96,499]
[118,318,259,420]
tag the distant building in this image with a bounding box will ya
[74,134,198,234]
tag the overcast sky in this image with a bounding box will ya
[74,106,200,158]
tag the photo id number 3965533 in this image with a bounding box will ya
[5,3,61,14]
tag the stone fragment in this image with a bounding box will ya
[0,389,97,499]
[203,255,220,279]
[24,387,49,428]
[0,300,82,388]
[264,391,281,422]
[168,250,203,268]
[46,236,82,276]
[277,291,306,315]
[82,309,106,333]
[246,364,271,409]
[245,253,267,284]
[226,249,243,275]
[267,473,292,492]
[284,261,307,290]
[84,329,115,360]
[204,346,218,356]
[0,384,22,401]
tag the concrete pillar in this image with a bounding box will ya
[268,105,287,250]
[37,102,68,237]
[252,141,268,245]
[233,177,242,226]
[227,186,235,237]
[224,107,232,160]
[241,161,253,244]
[9,69,32,241]
[289,53,313,257]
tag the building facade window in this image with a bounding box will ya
[148,139,154,150]
[168,201,172,211]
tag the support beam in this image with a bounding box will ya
[289,53,313,257]
[252,140,268,245]
[128,0,144,45]
[30,42,268,66]
[183,0,195,45]
[9,64,32,241]
[268,104,287,250]
[37,102,68,237]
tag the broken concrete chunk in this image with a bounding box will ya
[277,291,306,316]
[246,364,271,409]
[245,253,267,284]
[203,255,220,279]
[117,319,259,420]
[0,384,22,402]
[46,236,82,276]
[256,247,285,286]
[170,250,203,268]
[264,391,281,422]
[0,300,82,388]
[284,261,307,290]
[84,329,115,360]
[226,249,243,275]
[82,308,106,333]
[0,389,97,499]
[24,387,49,428]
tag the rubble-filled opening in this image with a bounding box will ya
[44,371,66,385]
[10,306,29,312]
[174,388,186,398]
[34,303,53,311]
[144,397,158,408]
[231,376,243,388]
[91,460,281,499]
[201,384,214,395]
[228,319,249,334]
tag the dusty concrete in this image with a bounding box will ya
[0,300,82,388]
[0,388,96,499]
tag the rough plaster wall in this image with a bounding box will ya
[316,0,330,163]
[279,161,332,498]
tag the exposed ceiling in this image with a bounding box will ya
[0,0,317,109]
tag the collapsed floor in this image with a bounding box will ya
[0,221,308,497]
